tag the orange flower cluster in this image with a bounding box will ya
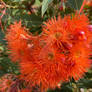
[6,14,92,91]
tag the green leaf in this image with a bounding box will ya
[78,79,92,88]
[35,0,41,6]
[42,0,53,16]
[21,14,42,27]
[12,0,20,2]
[0,28,6,44]
[67,0,83,10]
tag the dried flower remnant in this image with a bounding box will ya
[0,74,17,92]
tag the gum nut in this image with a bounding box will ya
[88,25,92,32]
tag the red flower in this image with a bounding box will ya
[86,0,92,7]
[6,14,92,91]
[21,88,30,92]
[41,13,91,81]
[6,21,32,62]
[65,42,90,80]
